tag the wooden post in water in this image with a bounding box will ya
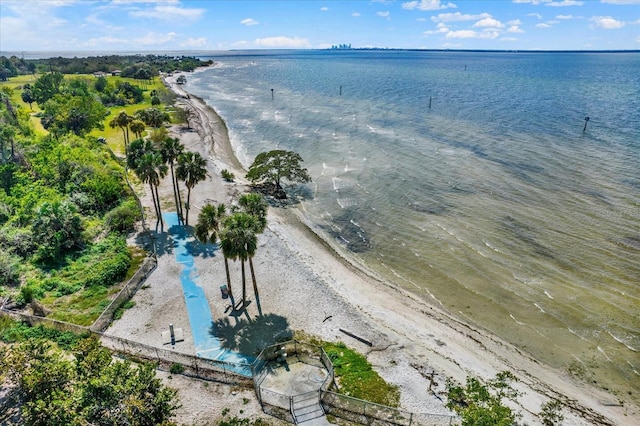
[271,88,274,101]
[583,116,590,132]
[339,85,342,96]
[429,96,432,109]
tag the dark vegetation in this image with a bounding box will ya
[0,54,213,425]
[0,317,180,425]
[1,54,212,81]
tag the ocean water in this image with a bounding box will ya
[185,50,640,401]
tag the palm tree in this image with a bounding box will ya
[109,110,133,153]
[237,192,268,311]
[129,119,146,140]
[220,212,258,311]
[134,151,168,229]
[176,151,208,226]
[160,137,185,223]
[195,203,234,305]
[238,193,269,233]
[126,138,155,170]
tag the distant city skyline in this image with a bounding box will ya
[1,0,639,53]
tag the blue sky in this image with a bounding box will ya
[1,0,639,52]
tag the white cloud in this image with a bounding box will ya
[241,18,259,26]
[182,37,207,47]
[134,31,177,45]
[85,36,129,47]
[445,29,499,39]
[320,6,329,11]
[402,0,457,10]
[590,16,626,29]
[501,37,518,41]
[352,12,361,17]
[536,23,552,27]
[528,13,543,19]
[473,17,505,28]
[377,11,390,18]
[129,5,205,21]
[446,30,477,38]
[508,19,522,25]
[556,14,582,19]
[255,36,312,48]
[508,25,525,33]
[546,1,584,6]
[432,12,490,23]
[423,22,449,34]
[417,17,427,21]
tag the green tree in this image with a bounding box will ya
[237,192,268,233]
[32,72,64,105]
[21,85,35,110]
[135,107,169,129]
[32,200,84,263]
[220,212,258,310]
[246,150,311,199]
[159,137,185,223]
[109,110,133,152]
[176,151,208,226]
[133,151,168,229]
[174,106,194,129]
[41,93,107,137]
[237,193,268,312]
[195,203,234,304]
[129,119,146,140]
[446,371,521,426]
[0,336,180,426]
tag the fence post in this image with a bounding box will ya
[409,412,413,426]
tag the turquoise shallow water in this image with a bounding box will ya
[185,51,640,401]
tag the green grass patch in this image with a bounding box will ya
[0,318,87,350]
[295,331,400,407]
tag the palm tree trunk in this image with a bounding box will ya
[154,184,163,229]
[121,127,127,152]
[169,164,181,223]
[249,257,261,315]
[149,183,160,224]
[249,257,259,300]
[185,186,191,226]
[176,175,184,223]
[240,260,247,310]
[224,256,233,298]
[224,256,235,310]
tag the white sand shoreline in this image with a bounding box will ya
[107,68,638,425]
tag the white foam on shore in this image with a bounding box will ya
[544,290,554,299]
[597,346,613,362]
[608,331,638,352]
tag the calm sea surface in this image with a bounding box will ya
[186,50,640,400]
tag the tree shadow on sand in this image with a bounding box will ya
[135,228,178,256]
[210,313,293,357]
[185,238,218,258]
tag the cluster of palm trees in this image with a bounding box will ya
[126,134,208,229]
[195,193,269,314]
[109,109,170,154]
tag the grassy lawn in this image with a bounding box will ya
[0,72,167,328]
[295,331,400,407]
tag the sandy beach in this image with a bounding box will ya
[105,70,638,426]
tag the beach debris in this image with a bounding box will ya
[339,328,373,346]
